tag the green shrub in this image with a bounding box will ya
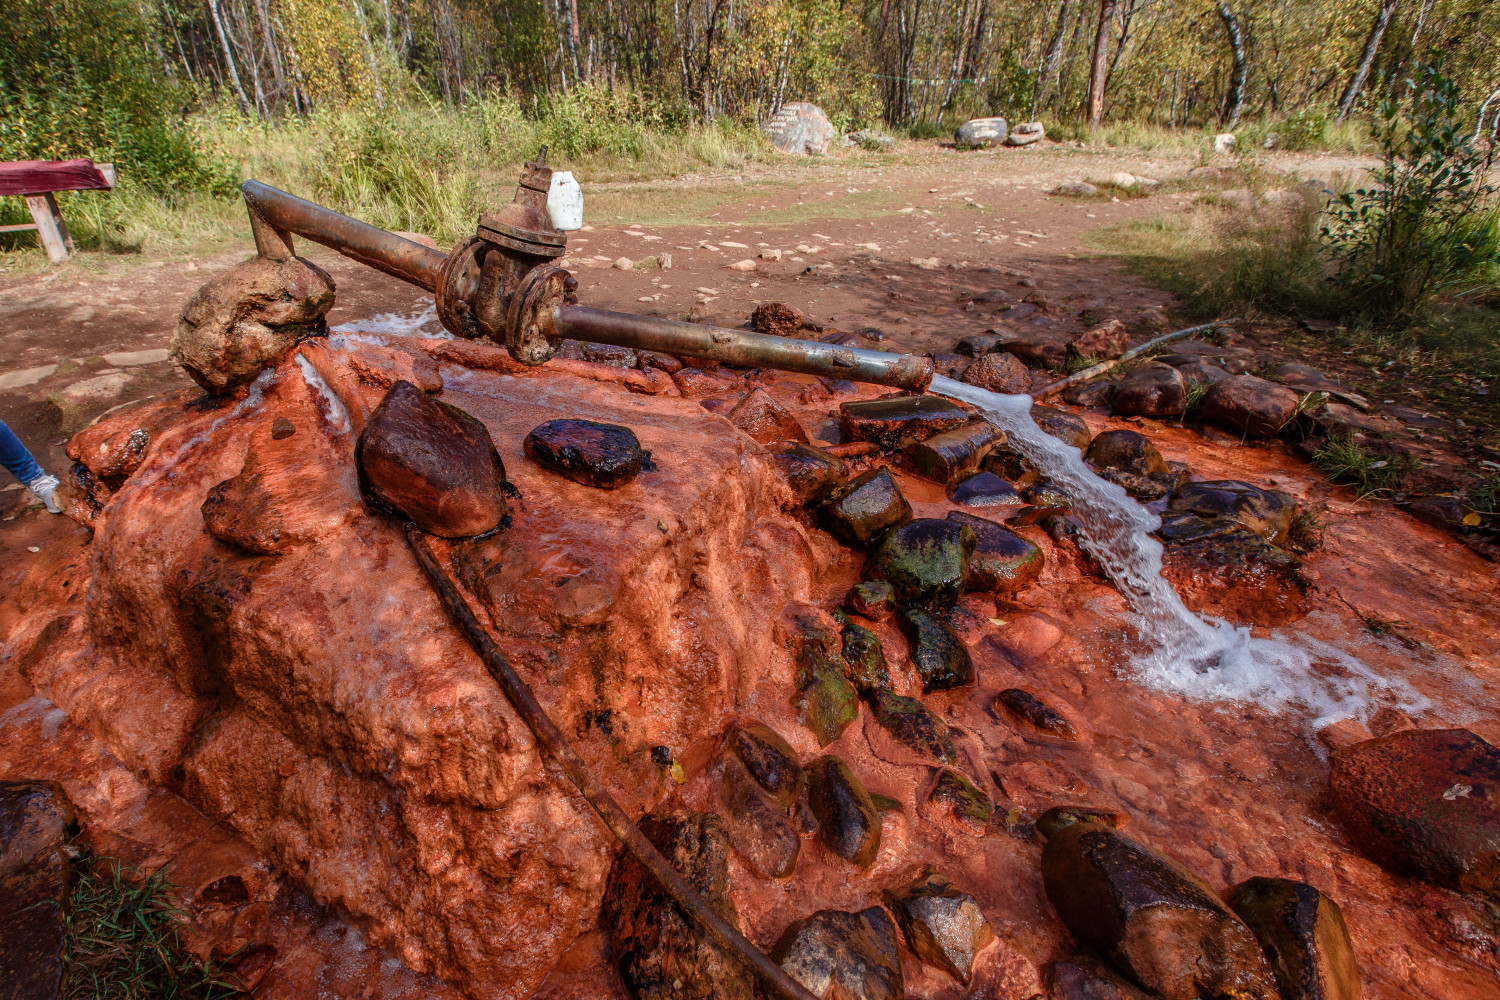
[1312,437,1419,499]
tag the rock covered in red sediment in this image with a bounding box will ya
[1067,319,1130,362]
[724,722,805,809]
[1036,805,1128,840]
[1198,374,1300,438]
[821,467,912,544]
[523,417,644,489]
[993,688,1078,741]
[1108,362,1187,418]
[844,580,895,621]
[884,869,995,984]
[1226,876,1362,1000]
[839,395,970,450]
[728,387,809,444]
[171,256,334,393]
[962,351,1032,394]
[898,606,974,692]
[750,302,806,338]
[1042,823,1278,1000]
[1085,429,1168,475]
[1328,728,1500,896]
[807,755,882,867]
[1044,955,1153,1000]
[772,906,904,1000]
[711,751,800,879]
[601,811,758,1000]
[867,518,975,611]
[356,380,508,536]
[924,768,994,836]
[864,687,955,766]
[66,389,203,480]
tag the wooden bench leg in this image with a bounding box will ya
[24,193,73,262]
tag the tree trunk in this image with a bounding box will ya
[351,0,386,108]
[207,0,252,113]
[1218,2,1247,127]
[1084,0,1117,132]
[1337,0,1400,121]
[1033,0,1071,117]
[567,0,583,83]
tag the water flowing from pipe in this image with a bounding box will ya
[929,375,1424,723]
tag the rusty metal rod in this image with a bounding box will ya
[1029,318,1238,400]
[242,180,448,292]
[402,524,818,1000]
[553,304,935,392]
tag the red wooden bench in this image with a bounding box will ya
[0,159,116,262]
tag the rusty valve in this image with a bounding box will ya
[239,152,933,392]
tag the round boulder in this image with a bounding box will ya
[765,102,837,156]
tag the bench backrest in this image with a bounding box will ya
[0,159,115,197]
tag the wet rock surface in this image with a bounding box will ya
[729,387,809,444]
[844,580,895,620]
[524,417,644,489]
[0,780,76,1000]
[1042,823,1278,1000]
[794,638,860,747]
[769,442,847,505]
[899,606,975,692]
[839,619,891,693]
[601,811,757,1000]
[1037,805,1129,840]
[1067,319,1130,361]
[839,395,970,450]
[947,510,1044,595]
[725,723,805,809]
[947,471,1024,509]
[1198,374,1300,438]
[171,256,334,393]
[1085,429,1168,475]
[926,768,994,835]
[807,755,882,867]
[884,869,996,984]
[903,420,1001,486]
[1109,363,1187,418]
[772,906,903,1000]
[357,381,509,536]
[822,467,913,544]
[712,752,801,878]
[1032,405,1092,450]
[1167,480,1295,546]
[1227,877,1362,1000]
[961,351,1032,394]
[866,687,956,764]
[1329,728,1500,895]
[994,688,1078,741]
[1160,516,1312,625]
[1044,955,1154,1000]
[866,518,975,611]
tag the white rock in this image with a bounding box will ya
[1214,132,1237,153]
[1053,180,1099,197]
[955,117,1008,148]
[726,259,757,272]
[0,364,58,390]
[764,102,837,156]
[612,257,634,271]
[1109,171,1136,188]
[1218,188,1258,210]
[759,249,783,261]
[1005,122,1045,146]
[910,257,940,270]
[58,372,131,403]
[103,348,170,366]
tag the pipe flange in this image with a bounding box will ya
[505,265,577,365]
[435,236,485,339]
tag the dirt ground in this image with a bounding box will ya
[9,140,1499,997]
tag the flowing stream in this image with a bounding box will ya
[929,375,1423,723]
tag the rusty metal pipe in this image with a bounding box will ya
[242,180,448,292]
[552,304,934,392]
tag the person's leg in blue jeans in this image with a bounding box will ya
[0,419,59,513]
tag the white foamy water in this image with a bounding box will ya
[331,301,447,338]
[295,354,352,434]
[930,375,1425,724]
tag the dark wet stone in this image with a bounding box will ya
[770,442,848,506]
[1085,429,1167,475]
[822,467,913,545]
[357,381,508,537]
[994,688,1077,740]
[839,396,970,450]
[955,333,1004,356]
[1063,381,1116,408]
[1004,332,1066,369]
[840,620,891,693]
[1227,877,1361,1000]
[1169,480,1295,546]
[1042,824,1279,1000]
[947,471,1024,509]
[1399,495,1485,535]
[1109,363,1187,418]
[638,350,684,373]
[898,607,974,693]
[1011,480,1072,524]
[929,351,971,379]
[1329,728,1500,896]
[961,351,1032,394]
[601,811,757,1000]
[884,869,995,985]
[751,302,806,337]
[866,688,956,764]
[1037,806,1130,840]
[904,421,1001,486]
[867,519,975,611]
[1098,467,1182,502]
[270,415,296,440]
[1044,955,1154,1000]
[794,642,860,747]
[1067,319,1130,361]
[927,769,994,835]
[0,781,75,878]
[990,804,1038,841]
[524,417,643,490]
[845,580,896,621]
[1198,374,1300,438]
[729,387,808,444]
[868,793,903,815]
[579,342,638,368]
[981,443,1041,487]
[807,756,882,868]
[712,753,801,879]
[1175,360,1230,386]
[1160,520,1312,626]
[772,906,904,1000]
[946,511,1044,595]
[726,723,805,809]
[1032,405,1093,450]
[673,367,733,397]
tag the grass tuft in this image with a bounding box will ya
[1312,437,1419,499]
